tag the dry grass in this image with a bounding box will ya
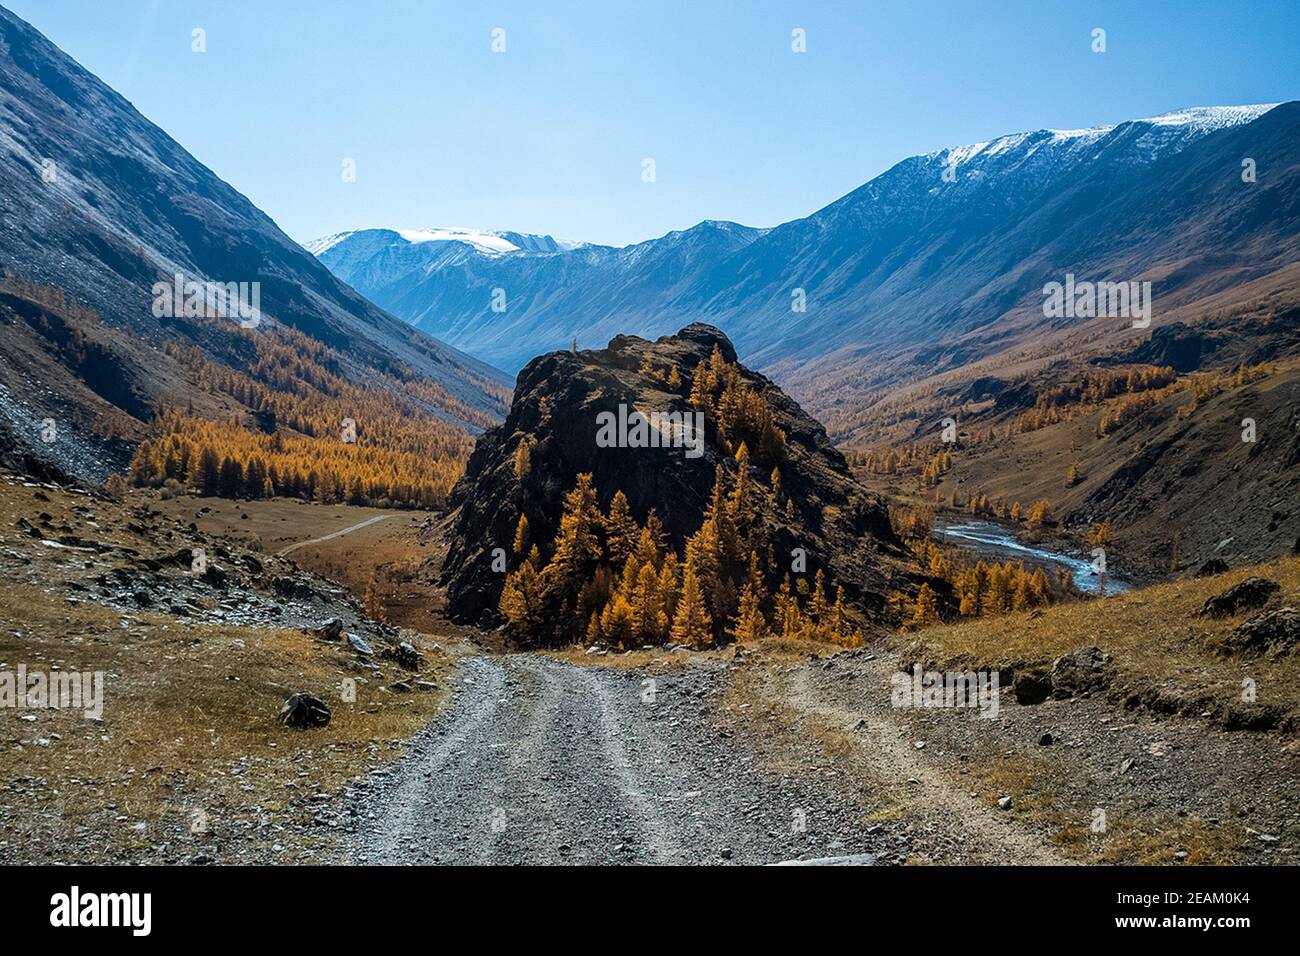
[0,581,451,843]
[907,556,1300,716]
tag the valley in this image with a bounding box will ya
[0,0,1297,875]
[4,474,1297,866]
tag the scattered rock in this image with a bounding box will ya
[1119,757,1135,774]
[997,796,1013,810]
[278,693,331,729]
[346,633,374,657]
[383,641,422,671]
[1199,577,1280,619]
[312,618,344,640]
[1038,732,1054,746]
[200,564,229,589]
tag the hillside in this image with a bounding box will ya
[0,5,509,483]
[439,324,923,643]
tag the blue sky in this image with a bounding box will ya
[8,0,1298,247]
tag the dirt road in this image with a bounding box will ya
[275,514,391,556]
[348,654,888,865]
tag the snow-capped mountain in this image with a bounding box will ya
[305,227,589,258]
[311,103,1298,386]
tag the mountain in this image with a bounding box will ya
[312,103,1299,424]
[439,324,922,640]
[0,5,509,481]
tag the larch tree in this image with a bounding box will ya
[671,561,713,648]
[603,490,640,566]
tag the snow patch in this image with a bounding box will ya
[395,227,521,254]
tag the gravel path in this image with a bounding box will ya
[274,514,392,556]
[348,654,888,865]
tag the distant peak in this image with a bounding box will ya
[305,226,588,257]
[930,103,1280,168]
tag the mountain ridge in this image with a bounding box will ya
[0,3,510,481]
[311,101,1297,396]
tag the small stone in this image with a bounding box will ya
[997,796,1013,810]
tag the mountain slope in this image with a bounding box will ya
[0,5,509,480]
[312,103,1298,408]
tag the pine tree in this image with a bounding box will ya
[499,549,545,632]
[513,514,529,555]
[911,583,940,626]
[197,446,220,496]
[729,442,752,522]
[217,456,243,498]
[808,569,828,622]
[671,562,713,648]
[689,361,709,407]
[600,593,636,647]
[513,439,531,480]
[543,474,603,595]
[632,562,667,643]
[729,580,769,643]
[657,551,679,624]
[603,490,640,566]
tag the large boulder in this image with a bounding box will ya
[382,641,422,671]
[1050,646,1111,699]
[278,693,331,729]
[1199,577,1280,618]
[1226,608,1300,657]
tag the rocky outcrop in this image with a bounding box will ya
[439,325,921,630]
[1227,608,1300,657]
[1199,577,1280,618]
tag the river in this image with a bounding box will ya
[933,520,1131,595]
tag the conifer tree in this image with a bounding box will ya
[911,583,940,626]
[632,562,667,642]
[729,580,768,643]
[671,561,713,648]
[600,593,636,647]
[513,514,529,555]
[603,490,640,566]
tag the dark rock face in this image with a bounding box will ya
[440,325,919,629]
[1196,558,1230,578]
[1199,577,1281,619]
[1227,608,1300,657]
[1013,671,1052,706]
